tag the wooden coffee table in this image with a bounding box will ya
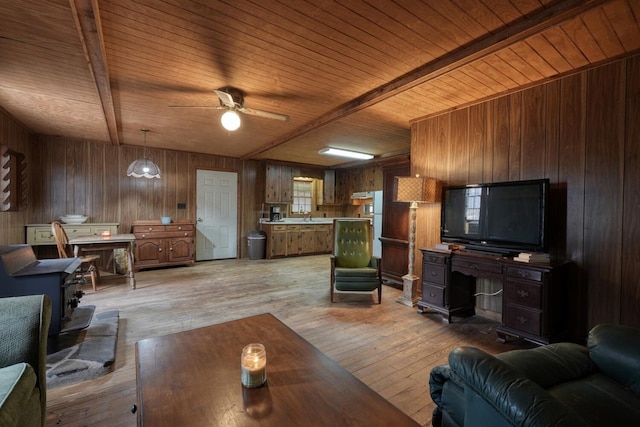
[135,313,419,426]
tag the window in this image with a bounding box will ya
[292,179,313,213]
[464,187,481,234]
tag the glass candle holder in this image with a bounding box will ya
[101,230,111,238]
[241,343,267,388]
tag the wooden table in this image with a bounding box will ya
[135,313,420,426]
[69,233,136,289]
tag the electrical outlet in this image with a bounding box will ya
[177,203,186,209]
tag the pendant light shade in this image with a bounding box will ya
[127,129,161,179]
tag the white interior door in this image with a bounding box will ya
[196,170,238,260]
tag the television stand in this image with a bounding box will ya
[418,248,570,345]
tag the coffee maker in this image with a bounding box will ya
[269,206,281,222]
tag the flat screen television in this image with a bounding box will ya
[440,179,549,254]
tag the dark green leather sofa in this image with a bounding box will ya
[429,324,640,426]
[0,295,51,427]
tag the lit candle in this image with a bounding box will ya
[101,230,111,238]
[241,343,267,388]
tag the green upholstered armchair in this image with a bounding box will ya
[330,219,382,303]
[0,295,51,427]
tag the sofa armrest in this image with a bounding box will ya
[449,347,585,427]
[0,294,51,424]
[588,323,640,394]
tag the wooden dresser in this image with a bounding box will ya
[132,220,195,272]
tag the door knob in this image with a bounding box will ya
[197,218,203,222]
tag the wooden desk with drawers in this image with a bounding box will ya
[418,248,570,345]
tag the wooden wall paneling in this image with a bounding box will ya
[120,145,141,233]
[508,92,522,181]
[89,141,104,222]
[584,61,625,326]
[621,56,640,326]
[520,85,546,179]
[544,80,564,259]
[104,144,120,223]
[492,96,511,183]
[559,72,587,341]
[483,99,495,183]
[0,109,31,245]
[448,109,469,185]
[468,103,485,183]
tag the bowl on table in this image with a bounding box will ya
[60,215,88,224]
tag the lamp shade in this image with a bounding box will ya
[127,158,161,179]
[393,176,439,203]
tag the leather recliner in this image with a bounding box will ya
[429,323,640,426]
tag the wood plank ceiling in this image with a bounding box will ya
[0,0,638,167]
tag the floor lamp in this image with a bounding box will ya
[393,175,438,307]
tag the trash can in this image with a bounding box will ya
[247,230,267,260]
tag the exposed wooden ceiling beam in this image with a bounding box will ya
[70,0,120,145]
[240,0,608,161]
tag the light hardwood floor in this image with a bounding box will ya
[46,255,527,427]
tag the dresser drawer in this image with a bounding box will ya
[422,253,448,265]
[421,284,445,307]
[133,225,166,233]
[452,257,503,275]
[503,304,542,336]
[506,266,543,282]
[504,280,542,308]
[166,224,194,232]
[423,264,446,286]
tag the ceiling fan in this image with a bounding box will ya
[170,87,289,130]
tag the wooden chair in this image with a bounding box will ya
[330,219,382,303]
[51,221,100,291]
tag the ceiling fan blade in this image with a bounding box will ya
[169,105,226,109]
[239,107,289,121]
[213,89,236,108]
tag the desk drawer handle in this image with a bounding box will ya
[517,290,529,298]
[184,232,188,236]
[518,271,531,279]
[158,248,162,252]
[430,271,438,277]
[141,234,146,238]
[178,226,183,230]
[148,227,153,231]
[429,292,437,297]
[469,263,479,269]
[516,315,528,324]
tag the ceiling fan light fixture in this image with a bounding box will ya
[127,129,161,179]
[221,110,241,131]
[318,147,374,160]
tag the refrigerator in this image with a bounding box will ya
[372,190,383,257]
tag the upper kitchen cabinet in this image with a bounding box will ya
[265,163,294,203]
[322,169,343,205]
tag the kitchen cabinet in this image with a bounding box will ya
[132,220,194,271]
[263,223,333,259]
[26,223,119,245]
[265,224,287,258]
[265,164,293,203]
[321,169,348,205]
[314,224,333,253]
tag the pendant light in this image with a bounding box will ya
[126,129,161,179]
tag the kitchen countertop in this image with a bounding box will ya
[259,217,370,225]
